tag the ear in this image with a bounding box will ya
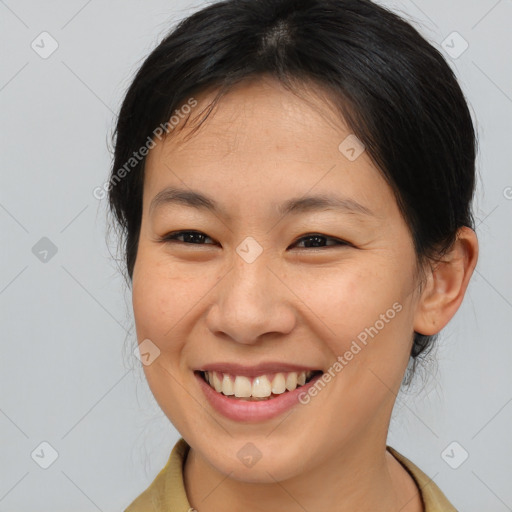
[414,226,479,335]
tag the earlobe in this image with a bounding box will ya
[413,226,479,336]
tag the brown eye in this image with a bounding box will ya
[292,234,350,249]
[161,231,216,245]
[159,231,350,249]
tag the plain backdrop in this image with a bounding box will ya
[1,0,511,510]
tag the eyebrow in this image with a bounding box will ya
[149,186,376,219]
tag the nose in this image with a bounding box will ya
[205,251,296,345]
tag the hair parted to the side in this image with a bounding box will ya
[107,0,477,384]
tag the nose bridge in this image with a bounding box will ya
[206,241,295,344]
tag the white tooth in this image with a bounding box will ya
[271,373,286,394]
[222,374,235,395]
[285,372,298,391]
[212,372,313,397]
[212,372,222,393]
[252,375,272,397]
[234,376,252,397]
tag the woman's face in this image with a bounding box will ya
[132,76,423,482]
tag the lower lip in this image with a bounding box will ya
[195,371,323,422]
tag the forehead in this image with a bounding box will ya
[143,76,395,219]
[165,76,348,157]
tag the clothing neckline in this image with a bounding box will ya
[124,438,458,511]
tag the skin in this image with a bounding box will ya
[131,75,478,512]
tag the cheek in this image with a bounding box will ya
[131,271,165,341]
[288,263,405,344]
[287,261,414,403]
[131,250,180,345]
[131,251,203,429]
[131,248,216,348]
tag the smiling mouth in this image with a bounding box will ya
[197,370,323,401]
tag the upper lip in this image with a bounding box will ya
[196,362,323,378]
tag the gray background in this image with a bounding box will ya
[1,0,511,510]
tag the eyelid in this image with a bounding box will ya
[160,230,217,245]
[291,233,351,249]
[159,230,352,249]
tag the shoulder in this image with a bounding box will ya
[124,438,191,512]
[387,446,458,512]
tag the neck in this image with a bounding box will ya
[183,430,422,512]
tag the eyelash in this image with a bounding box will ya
[159,230,351,249]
